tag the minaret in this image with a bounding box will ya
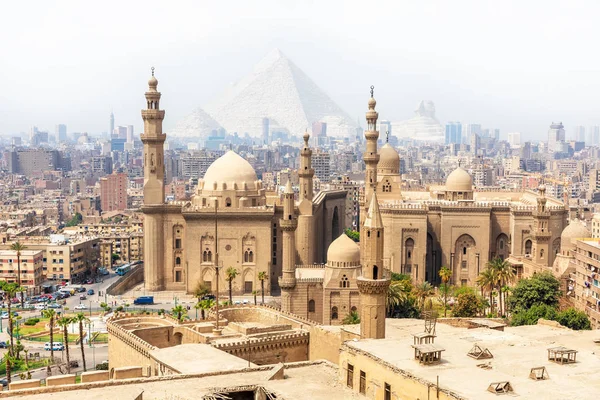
[532,184,551,266]
[141,67,166,291]
[357,192,390,339]
[363,86,380,207]
[279,181,298,313]
[299,130,314,202]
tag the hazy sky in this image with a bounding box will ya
[1,0,599,140]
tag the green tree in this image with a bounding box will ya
[344,228,360,242]
[9,241,27,309]
[252,290,258,305]
[452,291,482,317]
[510,304,558,326]
[73,313,90,371]
[487,257,515,316]
[171,305,187,323]
[556,308,591,330]
[1,282,24,354]
[439,266,452,317]
[194,281,210,301]
[66,212,83,227]
[225,267,238,304]
[258,271,268,305]
[507,272,561,313]
[477,268,499,316]
[56,316,73,373]
[413,281,434,312]
[3,352,14,386]
[342,311,361,325]
[194,299,214,320]
[42,309,57,363]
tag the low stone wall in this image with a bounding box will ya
[106,265,144,296]
[81,370,110,383]
[112,366,143,380]
[437,317,506,328]
[9,379,40,390]
[46,374,76,386]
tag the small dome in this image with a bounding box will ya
[368,97,376,109]
[446,167,473,192]
[327,234,360,264]
[148,75,158,88]
[203,151,258,189]
[378,143,400,174]
[561,220,590,249]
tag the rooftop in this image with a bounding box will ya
[345,319,600,400]
[149,343,253,374]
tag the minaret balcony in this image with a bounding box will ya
[279,276,297,289]
[140,133,167,143]
[141,110,165,119]
[280,219,298,231]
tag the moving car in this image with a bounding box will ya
[87,289,95,295]
[0,341,8,349]
[48,303,61,309]
[133,296,154,305]
[44,342,64,351]
[79,294,87,300]
[0,312,18,319]
[74,304,87,310]
[76,287,86,293]
[34,303,47,310]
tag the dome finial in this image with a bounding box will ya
[370,85,374,98]
[386,130,389,143]
[151,66,155,77]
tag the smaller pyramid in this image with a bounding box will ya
[170,107,223,138]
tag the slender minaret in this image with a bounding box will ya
[532,184,551,267]
[279,180,298,313]
[141,67,166,291]
[299,130,314,202]
[357,192,390,339]
[363,86,380,207]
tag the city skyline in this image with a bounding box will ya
[2,1,600,140]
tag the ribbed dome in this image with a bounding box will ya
[446,167,473,191]
[378,143,400,174]
[561,220,590,249]
[327,234,360,265]
[203,151,258,189]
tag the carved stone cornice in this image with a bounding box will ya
[357,276,390,294]
[278,277,297,289]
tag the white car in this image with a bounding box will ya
[74,304,87,310]
[34,304,47,310]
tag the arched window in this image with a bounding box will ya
[175,257,181,265]
[249,251,254,263]
[463,247,467,255]
[244,251,249,263]
[340,274,349,288]
[525,240,532,255]
[207,251,212,262]
[225,197,232,207]
[331,306,338,320]
[377,231,380,238]
[540,249,545,259]
[373,265,378,280]
[308,299,315,312]
[499,240,504,250]
[367,231,371,238]
[203,251,208,262]
[351,306,357,313]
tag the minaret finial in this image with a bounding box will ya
[386,130,389,143]
[151,66,155,77]
[370,85,374,98]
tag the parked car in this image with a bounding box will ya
[69,360,79,368]
[74,304,87,310]
[0,312,18,319]
[79,294,87,300]
[0,378,7,387]
[44,342,64,351]
[34,303,47,310]
[201,294,216,301]
[0,341,8,349]
[87,289,95,295]
[133,296,154,305]
[85,279,94,284]
[48,303,61,309]
[77,287,86,293]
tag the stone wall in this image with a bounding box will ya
[106,265,144,296]
[437,317,505,328]
[214,331,309,365]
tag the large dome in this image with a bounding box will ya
[327,234,360,266]
[561,220,590,249]
[203,151,258,188]
[446,167,473,192]
[378,143,400,174]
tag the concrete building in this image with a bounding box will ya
[55,124,67,143]
[548,121,566,153]
[311,150,331,183]
[507,132,521,147]
[180,153,218,179]
[445,121,462,144]
[7,149,67,175]
[100,173,128,212]
[91,156,113,175]
[0,249,44,293]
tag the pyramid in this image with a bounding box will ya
[203,49,357,138]
[170,107,223,138]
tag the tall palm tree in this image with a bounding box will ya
[342,311,361,325]
[387,280,411,316]
[171,305,187,323]
[257,271,268,305]
[489,258,516,316]
[225,267,238,304]
[56,316,73,373]
[194,299,215,320]
[439,266,452,317]
[251,290,258,306]
[3,352,14,386]
[1,282,23,354]
[477,268,499,316]
[42,309,57,363]
[73,313,90,371]
[413,282,434,312]
[9,242,27,309]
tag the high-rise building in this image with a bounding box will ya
[91,156,113,174]
[115,126,127,139]
[378,120,392,138]
[311,150,331,182]
[588,125,600,146]
[521,142,532,160]
[548,122,565,152]
[470,133,480,155]
[262,117,269,145]
[127,125,134,143]
[574,125,586,142]
[312,122,327,147]
[110,112,115,138]
[463,123,481,143]
[7,149,67,175]
[508,132,521,147]
[445,122,462,144]
[55,124,67,143]
[100,173,128,212]
[493,129,500,141]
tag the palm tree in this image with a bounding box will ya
[9,242,27,309]
[3,352,14,385]
[225,267,238,304]
[194,299,215,320]
[342,311,361,325]
[42,309,57,363]
[73,313,90,371]
[252,290,258,305]
[257,271,268,305]
[439,266,452,317]
[489,258,516,316]
[56,316,73,373]
[172,305,187,323]
[194,281,210,302]
[477,268,499,316]
[413,282,434,312]
[387,280,411,316]
[1,282,23,354]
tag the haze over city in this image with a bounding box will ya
[2,0,600,140]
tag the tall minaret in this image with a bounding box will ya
[357,192,390,339]
[532,184,551,267]
[299,130,314,202]
[363,86,380,207]
[141,67,166,291]
[279,180,298,313]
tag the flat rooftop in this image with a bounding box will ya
[347,318,600,400]
[149,343,253,374]
[7,361,365,400]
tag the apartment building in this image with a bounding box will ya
[0,250,44,294]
